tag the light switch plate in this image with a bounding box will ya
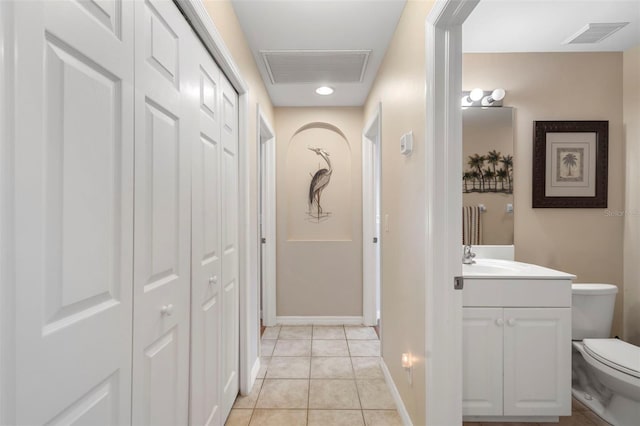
[400,131,413,155]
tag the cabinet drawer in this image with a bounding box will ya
[463,279,571,307]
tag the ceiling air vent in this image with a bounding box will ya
[261,50,371,84]
[563,22,629,44]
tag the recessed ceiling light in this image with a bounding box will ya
[315,86,334,96]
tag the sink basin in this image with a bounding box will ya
[462,258,576,279]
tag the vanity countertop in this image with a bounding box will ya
[463,258,576,280]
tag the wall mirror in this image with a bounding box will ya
[462,107,514,245]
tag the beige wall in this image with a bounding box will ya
[623,45,640,345]
[464,52,625,336]
[275,107,363,316]
[202,0,274,370]
[363,1,434,424]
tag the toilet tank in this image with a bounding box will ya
[572,283,618,340]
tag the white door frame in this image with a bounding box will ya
[362,103,382,327]
[257,106,276,327]
[425,0,479,424]
[0,2,15,423]
[176,0,256,396]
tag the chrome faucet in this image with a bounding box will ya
[463,245,476,264]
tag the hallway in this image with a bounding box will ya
[225,326,402,426]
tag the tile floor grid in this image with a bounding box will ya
[226,325,401,426]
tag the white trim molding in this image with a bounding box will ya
[380,360,413,426]
[175,0,256,397]
[0,2,16,423]
[425,0,479,425]
[275,316,364,326]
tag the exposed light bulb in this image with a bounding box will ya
[315,86,334,95]
[481,88,506,106]
[461,95,473,107]
[491,88,506,101]
[469,88,484,102]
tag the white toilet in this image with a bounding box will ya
[571,283,640,426]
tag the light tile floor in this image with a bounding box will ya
[225,325,402,426]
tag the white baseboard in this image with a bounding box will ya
[380,359,413,426]
[275,316,364,326]
[249,357,261,390]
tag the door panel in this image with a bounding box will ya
[13,0,134,424]
[220,75,240,419]
[132,0,193,424]
[503,308,571,416]
[190,43,223,426]
[462,308,504,416]
[143,327,180,426]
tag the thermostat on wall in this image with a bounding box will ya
[400,131,413,155]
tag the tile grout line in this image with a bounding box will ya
[346,327,368,423]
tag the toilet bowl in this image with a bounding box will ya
[571,283,640,426]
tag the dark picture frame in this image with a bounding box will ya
[532,121,608,208]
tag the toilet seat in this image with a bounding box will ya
[583,339,640,379]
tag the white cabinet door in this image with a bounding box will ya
[219,72,240,420]
[503,308,571,416]
[462,308,504,416]
[190,41,223,426]
[13,1,135,424]
[132,1,195,424]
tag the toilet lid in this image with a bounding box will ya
[583,339,640,379]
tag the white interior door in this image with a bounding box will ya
[372,136,381,322]
[220,75,240,418]
[132,1,195,424]
[362,108,382,326]
[190,39,223,426]
[258,111,276,327]
[12,0,134,424]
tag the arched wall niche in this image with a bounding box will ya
[286,122,352,241]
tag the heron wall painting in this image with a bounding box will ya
[307,146,333,221]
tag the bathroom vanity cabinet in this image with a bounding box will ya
[462,260,575,422]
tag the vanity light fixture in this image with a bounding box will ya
[315,86,334,95]
[461,88,507,107]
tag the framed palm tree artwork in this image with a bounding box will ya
[532,120,608,208]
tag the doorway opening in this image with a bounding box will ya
[257,107,276,328]
[362,104,382,328]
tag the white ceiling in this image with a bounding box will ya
[463,0,640,53]
[230,0,406,107]
[231,0,639,107]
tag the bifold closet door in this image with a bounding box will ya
[190,39,240,425]
[219,72,240,419]
[12,0,135,424]
[190,42,223,426]
[132,0,198,424]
